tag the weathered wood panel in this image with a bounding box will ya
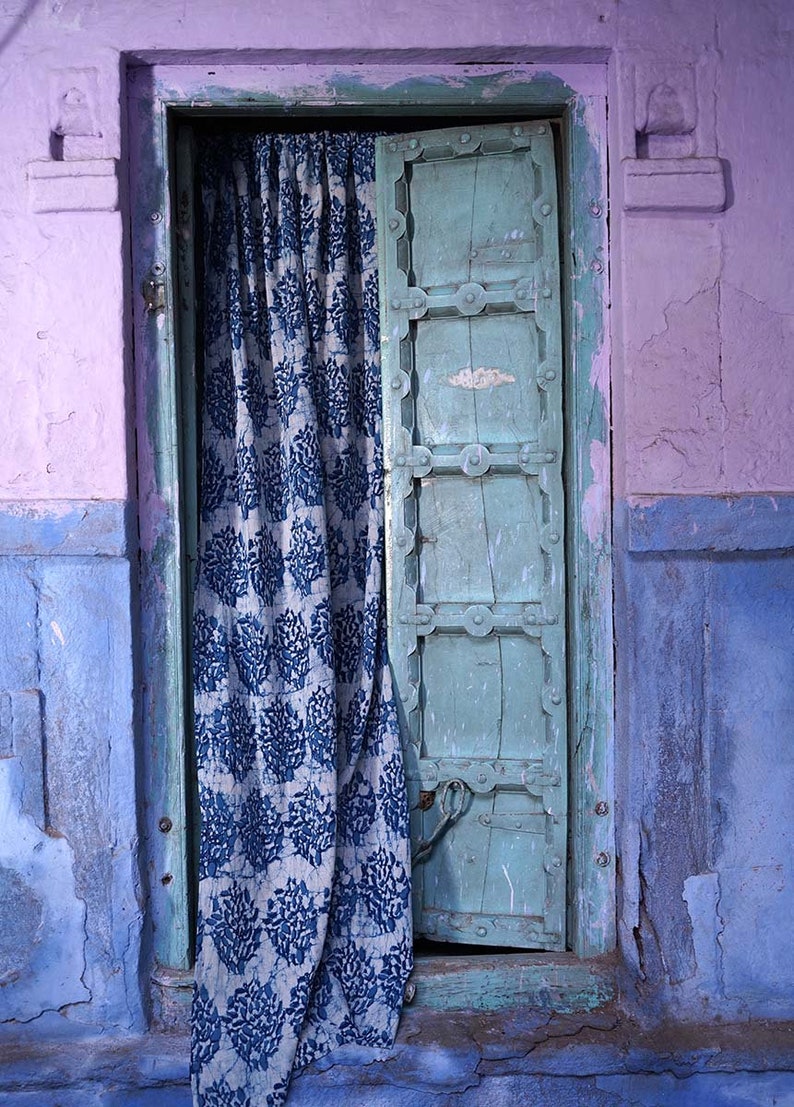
[378,121,568,950]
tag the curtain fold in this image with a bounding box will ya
[191,131,412,1107]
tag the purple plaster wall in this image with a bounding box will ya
[0,0,791,500]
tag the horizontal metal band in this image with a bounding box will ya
[422,907,561,949]
[397,603,560,637]
[388,277,554,318]
[383,122,547,163]
[390,443,558,477]
[407,757,562,792]
[477,811,546,833]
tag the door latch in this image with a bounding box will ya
[412,778,469,865]
[142,263,166,313]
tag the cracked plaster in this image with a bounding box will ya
[0,544,143,1038]
[626,287,725,491]
[615,523,794,1026]
[0,758,89,1022]
[0,0,791,1098]
[0,0,790,500]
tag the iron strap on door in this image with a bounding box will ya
[377,120,568,952]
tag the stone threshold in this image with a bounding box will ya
[0,1016,791,1098]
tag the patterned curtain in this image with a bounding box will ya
[190,131,412,1107]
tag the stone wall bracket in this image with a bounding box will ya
[619,54,727,214]
[27,158,119,214]
[622,157,726,214]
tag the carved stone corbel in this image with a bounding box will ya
[619,55,726,213]
[27,68,118,213]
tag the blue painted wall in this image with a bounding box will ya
[0,496,792,1102]
[615,495,794,1023]
[0,502,143,1037]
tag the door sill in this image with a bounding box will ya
[409,950,614,1012]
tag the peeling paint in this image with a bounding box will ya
[589,335,609,399]
[0,759,89,1022]
[447,366,516,389]
[682,872,724,999]
[581,440,608,542]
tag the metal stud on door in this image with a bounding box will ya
[377,122,568,951]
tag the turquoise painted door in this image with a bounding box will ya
[376,122,567,951]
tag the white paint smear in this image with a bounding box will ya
[581,439,609,543]
[447,366,516,390]
[50,621,65,646]
[502,863,515,913]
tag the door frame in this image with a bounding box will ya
[126,57,614,1014]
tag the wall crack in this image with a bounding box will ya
[633,280,719,357]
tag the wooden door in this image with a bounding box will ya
[377,121,567,950]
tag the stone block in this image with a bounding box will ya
[27,160,119,214]
[623,158,726,213]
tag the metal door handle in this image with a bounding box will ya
[412,778,469,865]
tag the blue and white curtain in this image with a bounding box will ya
[191,131,412,1107]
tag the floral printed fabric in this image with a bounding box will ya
[191,132,412,1107]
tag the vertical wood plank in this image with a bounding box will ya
[564,94,615,957]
